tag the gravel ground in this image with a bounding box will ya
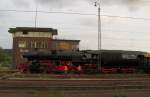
[0,89,150,97]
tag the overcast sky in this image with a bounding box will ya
[0,0,150,52]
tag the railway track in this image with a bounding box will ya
[0,79,150,90]
[1,73,150,90]
[0,78,150,97]
[0,85,150,90]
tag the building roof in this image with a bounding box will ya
[52,39,80,42]
[8,27,58,35]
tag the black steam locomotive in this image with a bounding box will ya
[18,50,150,74]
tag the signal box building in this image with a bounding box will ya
[9,27,80,67]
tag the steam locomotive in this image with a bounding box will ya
[18,50,150,74]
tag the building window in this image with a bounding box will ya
[30,41,36,48]
[36,42,41,48]
[42,42,48,48]
[18,41,27,48]
[58,42,70,50]
[30,41,48,49]
[23,31,28,35]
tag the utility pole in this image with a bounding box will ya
[95,0,101,72]
[35,3,38,28]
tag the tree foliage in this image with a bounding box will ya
[0,47,12,67]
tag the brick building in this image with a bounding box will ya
[9,27,80,67]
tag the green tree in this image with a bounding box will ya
[0,47,12,67]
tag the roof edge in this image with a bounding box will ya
[8,27,58,35]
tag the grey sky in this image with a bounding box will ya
[0,0,150,52]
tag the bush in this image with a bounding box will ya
[0,47,12,68]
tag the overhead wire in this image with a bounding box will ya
[0,9,150,21]
[0,9,150,45]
